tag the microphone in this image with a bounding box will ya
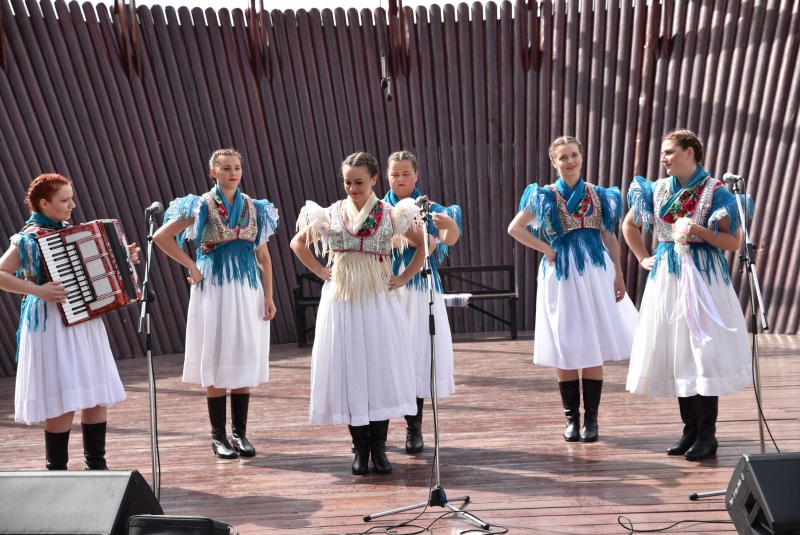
[415,195,429,208]
[722,172,744,184]
[145,201,164,214]
[380,52,389,89]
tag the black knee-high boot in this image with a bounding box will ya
[348,424,370,475]
[82,422,108,470]
[405,397,424,453]
[558,380,581,442]
[230,393,256,457]
[207,396,237,459]
[667,396,698,455]
[580,379,603,442]
[684,395,718,461]
[369,420,392,474]
[45,429,70,470]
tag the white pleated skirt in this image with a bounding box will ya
[400,287,455,399]
[309,281,417,426]
[15,300,126,423]
[534,250,639,369]
[626,264,752,398]
[183,277,270,389]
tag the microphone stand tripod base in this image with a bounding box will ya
[364,486,487,530]
[363,201,489,532]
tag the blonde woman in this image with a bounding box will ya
[508,136,637,443]
[155,149,278,459]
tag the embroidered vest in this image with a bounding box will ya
[653,177,719,242]
[544,183,604,237]
[329,200,394,256]
[201,192,258,247]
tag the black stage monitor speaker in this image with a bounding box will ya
[726,452,800,535]
[128,515,231,535]
[0,470,163,534]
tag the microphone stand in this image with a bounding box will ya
[138,208,161,500]
[731,177,769,454]
[364,197,490,531]
[688,176,769,501]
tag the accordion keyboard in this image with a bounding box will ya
[37,233,92,323]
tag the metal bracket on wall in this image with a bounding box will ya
[657,0,670,57]
[246,0,272,81]
[114,0,141,78]
[0,1,8,74]
[516,0,541,73]
[388,0,409,80]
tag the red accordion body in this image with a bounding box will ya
[35,219,141,326]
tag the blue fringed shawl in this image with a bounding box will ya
[518,182,622,280]
[12,232,49,361]
[163,193,279,290]
[626,176,753,284]
[383,189,462,293]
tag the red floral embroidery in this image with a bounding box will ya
[355,202,384,237]
[660,183,705,222]
[576,195,592,216]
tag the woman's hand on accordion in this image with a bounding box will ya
[187,264,204,285]
[127,243,141,265]
[263,297,276,321]
[36,281,69,304]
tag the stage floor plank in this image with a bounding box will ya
[2,333,799,534]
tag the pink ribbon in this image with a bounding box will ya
[670,254,737,345]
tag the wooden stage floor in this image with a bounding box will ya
[2,333,799,534]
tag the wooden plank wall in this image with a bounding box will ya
[0,0,798,377]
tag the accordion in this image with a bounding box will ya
[35,219,141,326]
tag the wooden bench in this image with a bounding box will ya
[438,265,519,339]
[292,272,324,348]
[292,264,519,347]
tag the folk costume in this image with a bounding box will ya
[384,187,461,453]
[517,178,638,441]
[12,212,126,469]
[625,168,752,460]
[296,192,418,474]
[164,186,278,457]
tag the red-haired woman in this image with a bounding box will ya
[0,174,138,470]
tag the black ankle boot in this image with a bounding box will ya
[82,422,108,470]
[230,393,255,457]
[580,379,603,442]
[685,395,719,461]
[405,397,424,453]
[667,396,698,455]
[207,396,237,459]
[558,380,580,442]
[45,429,70,470]
[348,424,370,474]
[369,420,392,474]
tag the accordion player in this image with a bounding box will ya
[35,219,141,326]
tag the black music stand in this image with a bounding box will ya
[363,197,490,531]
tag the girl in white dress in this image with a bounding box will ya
[290,152,424,475]
[508,136,638,442]
[383,150,461,454]
[0,174,137,470]
[155,149,278,459]
[622,129,752,461]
